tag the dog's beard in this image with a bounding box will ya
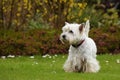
[60,38,65,44]
[60,38,69,44]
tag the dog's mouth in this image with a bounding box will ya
[60,34,66,44]
[60,37,69,44]
[60,38,65,44]
[60,38,68,44]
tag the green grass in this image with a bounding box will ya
[0,54,120,80]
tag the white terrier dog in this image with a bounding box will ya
[60,20,100,73]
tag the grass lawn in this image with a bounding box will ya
[0,54,120,80]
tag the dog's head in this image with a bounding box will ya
[60,20,90,45]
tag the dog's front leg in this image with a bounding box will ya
[63,56,74,72]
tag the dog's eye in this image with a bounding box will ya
[69,30,73,33]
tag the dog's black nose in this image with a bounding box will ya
[62,35,66,39]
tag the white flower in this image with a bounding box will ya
[32,62,38,65]
[52,60,55,63]
[105,60,109,65]
[7,55,15,58]
[116,59,120,64]
[52,71,56,74]
[62,56,65,58]
[34,62,38,65]
[105,60,109,63]
[1,56,6,59]
[55,54,57,57]
[42,54,50,58]
[49,56,52,58]
[18,56,21,57]
[30,56,34,59]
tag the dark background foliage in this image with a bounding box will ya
[0,26,120,56]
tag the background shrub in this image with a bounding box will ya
[90,26,120,54]
[0,29,69,56]
[0,27,120,56]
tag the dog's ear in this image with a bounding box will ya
[79,23,85,32]
[85,20,90,37]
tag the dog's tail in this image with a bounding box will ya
[85,20,90,37]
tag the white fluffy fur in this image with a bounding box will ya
[60,20,100,73]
